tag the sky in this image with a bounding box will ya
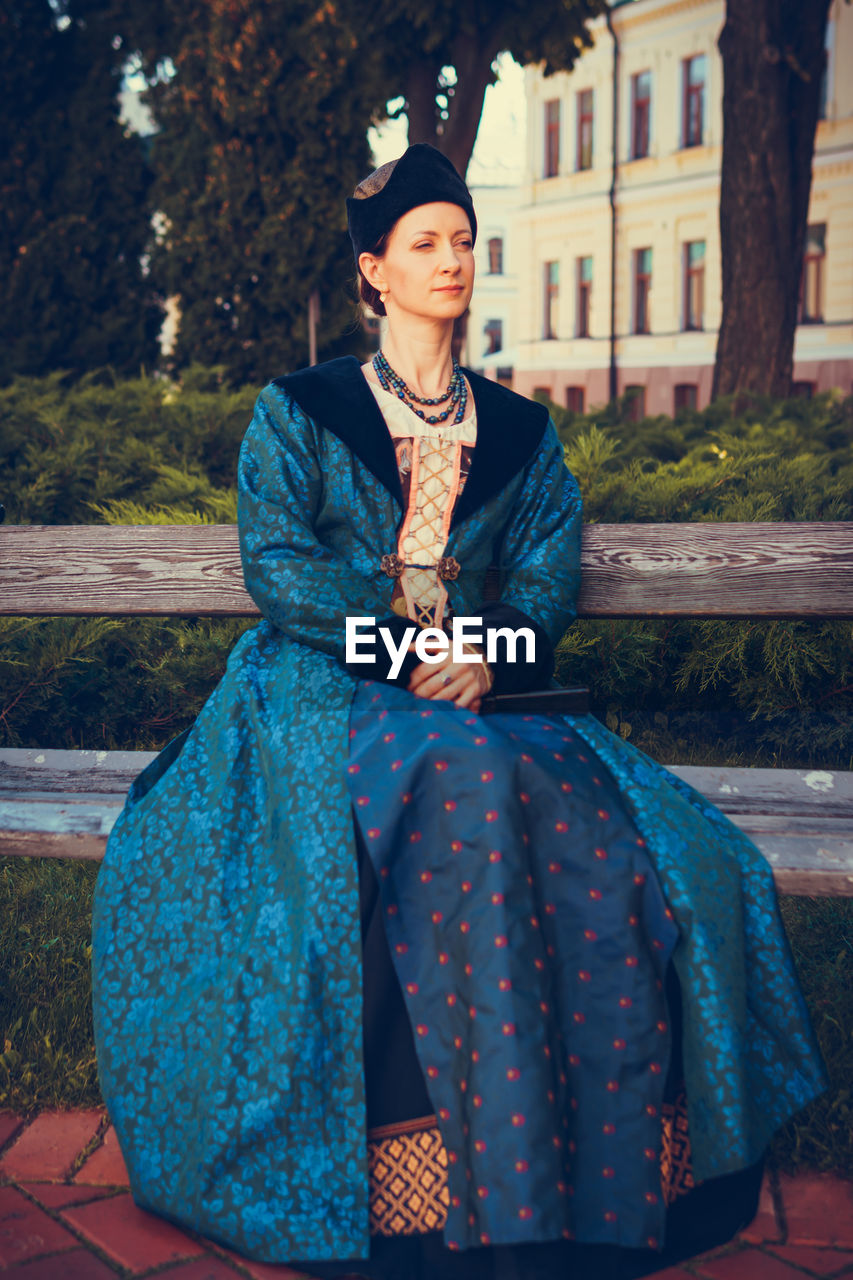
[368,53,527,185]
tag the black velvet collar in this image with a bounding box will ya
[274,356,548,529]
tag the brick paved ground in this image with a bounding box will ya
[1,1110,852,1279]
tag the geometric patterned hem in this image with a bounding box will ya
[367,1115,450,1236]
[367,1095,697,1236]
[661,1090,697,1205]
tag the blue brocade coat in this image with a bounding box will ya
[91,358,825,1265]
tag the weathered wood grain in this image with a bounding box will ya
[0,748,157,795]
[2,523,851,617]
[2,797,848,891]
[2,750,851,894]
[665,765,853,819]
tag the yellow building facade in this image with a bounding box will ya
[496,0,853,413]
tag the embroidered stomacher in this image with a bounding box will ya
[368,379,476,630]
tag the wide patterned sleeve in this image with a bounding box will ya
[238,383,418,680]
[481,419,582,694]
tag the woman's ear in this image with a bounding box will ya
[359,251,387,295]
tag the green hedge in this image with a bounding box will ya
[1,372,851,765]
[1,374,851,1174]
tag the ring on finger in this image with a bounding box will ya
[443,674,453,687]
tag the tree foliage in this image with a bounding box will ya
[0,0,161,384]
[1,372,850,767]
[108,0,608,381]
[373,0,607,174]
[115,0,388,385]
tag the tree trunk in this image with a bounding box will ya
[713,0,830,400]
[405,57,443,150]
[404,34,495,178]
[440,31,495,177]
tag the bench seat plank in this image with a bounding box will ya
[1,750,851,894]
[2,523,852,618]
[0,748,156,794]
[666,765,853,819]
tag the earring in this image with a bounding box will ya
[379,290,388,304]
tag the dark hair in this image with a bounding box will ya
[357,229,391,317]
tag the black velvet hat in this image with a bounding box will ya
[346,143,477,264]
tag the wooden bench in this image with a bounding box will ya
[1,521,852,895]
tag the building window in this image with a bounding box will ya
[792,381,816,399]
[543,261,559,340]
[683,240,705,330]
[682,55,706,147]
[487,237,504,275]
[566,386,585,414]
[544,99,561,178]
[576,256,592,337]
[625,385,646,422]
[799,224,825,323]
[576,89,593,171]
[633,248,652,334]
[674,383,698,413]
[533,386,553,403]
[484,318,503,356]
[631,71,651,159]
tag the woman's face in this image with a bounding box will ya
[360,201,475,323]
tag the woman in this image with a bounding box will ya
[92,145,825,1280]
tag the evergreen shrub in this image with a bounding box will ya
[1,375,851,767]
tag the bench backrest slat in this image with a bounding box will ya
[2,523,852,619]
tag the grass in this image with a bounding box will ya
[770,895,853,1179]
[1,855,851,1182]
[0,857,101,1111]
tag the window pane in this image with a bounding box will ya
[687,240,705,267]
[484,319,503,355]
[805,263,821,318]
[634,249,651,333]
[625,385,646,421]
[806,224,826,254]
[578,89,593,170]
[545,99,560,177]
[632,71,651,157]
[544,261,559,339]
[688,274,703,327]
[684,55,705,146]
[579,256,592,282]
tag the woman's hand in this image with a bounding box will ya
[407,649,493,713]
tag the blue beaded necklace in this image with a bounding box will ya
[373,349,468,425]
